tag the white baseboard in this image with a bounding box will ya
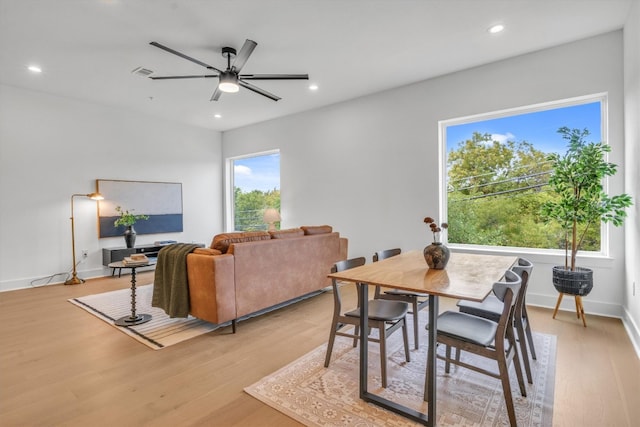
[0,267,109,292]
[527,292,623,318]
[622,308,640,360]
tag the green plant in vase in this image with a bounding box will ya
[114,206,149,248]
[540,127,632,325]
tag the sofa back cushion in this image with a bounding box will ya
[269,228,304,239]
[211,231,271,254]
[300,225,333,235]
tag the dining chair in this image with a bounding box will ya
[324,257,411,388]
[457,257,536,384]
[373,248,429,349]
[424,269,526,427]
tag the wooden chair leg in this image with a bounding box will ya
[515,320,533,384]
[324,320,339,367]
[401,319,411,362]
[352,325,360,347]
[445,345,452,374]
[380,325,388,388]
[523,307,537,360]
[552,293,564,319]
[507,329,527,397]
[498,356,518,427]
[412,298,420,349]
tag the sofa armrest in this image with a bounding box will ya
[339,237,349,261]
[186,253,236,324]
[193,247,222,256]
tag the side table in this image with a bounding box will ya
[108,260,156,326]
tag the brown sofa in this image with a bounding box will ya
[185,226,348,331]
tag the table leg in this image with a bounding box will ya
[115,267,152,326]
[426,295,438,422]
[358,283,430,425]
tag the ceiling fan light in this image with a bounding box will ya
[219,72,239,93]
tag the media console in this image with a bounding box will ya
[102,243,171,265]
[102,243,203,277]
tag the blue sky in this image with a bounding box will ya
[446,102,601,154]
[234,153,280,192]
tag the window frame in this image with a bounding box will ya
[438,93,609,256]
[224,149,280,232]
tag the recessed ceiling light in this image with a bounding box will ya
[488,24,505,34]
[27,65,42,73]
[214,114,222,119]
[309,84,319,91]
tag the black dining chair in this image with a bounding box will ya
[457,257,536,384]
[424,269,526,427]
[324,257,411,388]
[373,248,429,349]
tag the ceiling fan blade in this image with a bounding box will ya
[210,86,223,102]
[238,80,281,101]
[232,39,257,73]
[150,41,222,73]
[149,75,218,80]
[239,74,309,80]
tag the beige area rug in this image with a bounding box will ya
[69,285,220,350]
[245,314,556,426]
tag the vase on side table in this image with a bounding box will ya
[124,225,136,248]
[423,241,450,269]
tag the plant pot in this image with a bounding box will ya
[423,242,450,270]
[124,225,136,248]
[552,266,593,296]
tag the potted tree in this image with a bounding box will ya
[540,127,632,307]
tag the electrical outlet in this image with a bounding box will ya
[82,249,88,259]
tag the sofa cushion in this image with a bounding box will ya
[269,228,304,239]
[211,231,271,253]
[301,225,333,235]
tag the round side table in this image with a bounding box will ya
[108,261,155,326]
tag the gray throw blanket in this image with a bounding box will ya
[152,243,200,318]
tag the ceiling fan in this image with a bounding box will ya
[148,39,309,102]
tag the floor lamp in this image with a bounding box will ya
[65,192,104,285]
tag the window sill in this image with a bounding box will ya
[447,243,615,269]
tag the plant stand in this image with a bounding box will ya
[551,266,592,327]
[552,293,587,327]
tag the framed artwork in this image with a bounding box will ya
[96,179,183,238]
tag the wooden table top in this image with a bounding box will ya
[328,250,518,302]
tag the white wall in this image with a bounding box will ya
[0,85,223,291]
[623,0,640,355]
[223,31,629,318]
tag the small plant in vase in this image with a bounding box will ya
[114,206,149,248]
[423,216,450,269]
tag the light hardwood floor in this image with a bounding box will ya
[1,272,639,426]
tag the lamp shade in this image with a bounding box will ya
[263,208,281,223]
[219,72,239,93]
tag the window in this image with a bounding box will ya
[227,151,280,231]
[441,95,605,252]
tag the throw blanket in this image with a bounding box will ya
[152,243,200,318]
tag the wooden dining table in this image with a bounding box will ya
[328,250,517,426]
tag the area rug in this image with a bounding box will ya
[69,285,221,350]
[245,316,556,426]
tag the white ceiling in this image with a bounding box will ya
[0,0,634,132]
